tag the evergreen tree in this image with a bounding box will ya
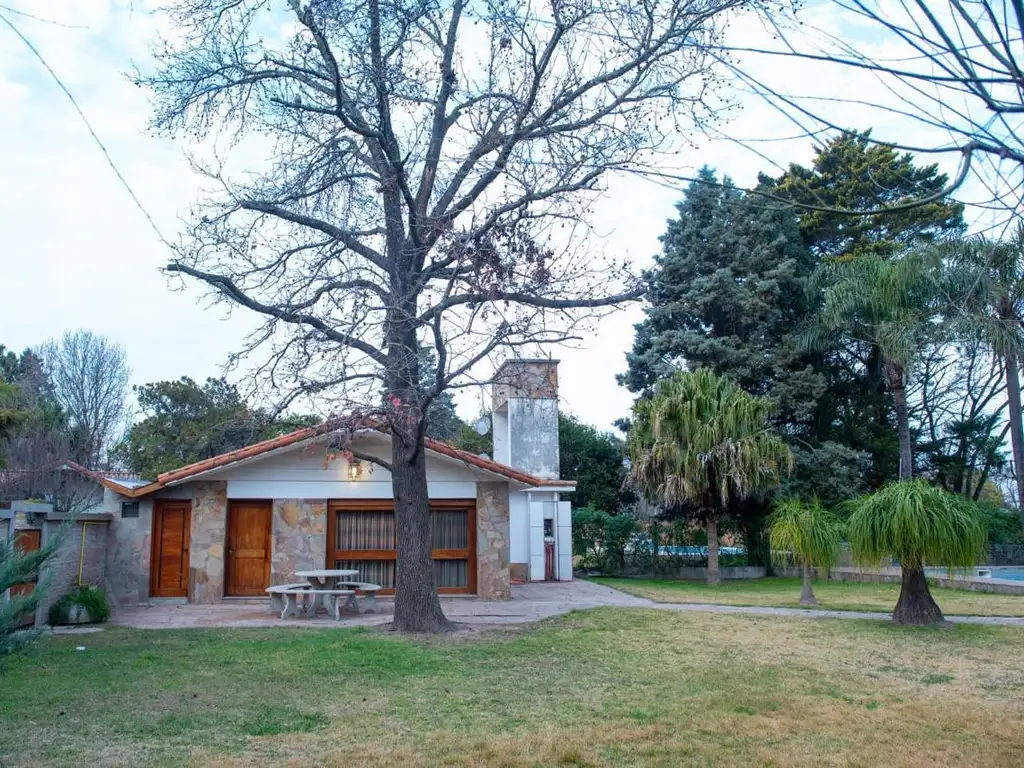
[558,413,632,513]
[112,377,319,478]
[621,167,822,433]
[761,131,965,261]
[0,346,66,469]
[423,390,463,443]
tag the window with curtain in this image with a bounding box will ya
[327,501,474,593]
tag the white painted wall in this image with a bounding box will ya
[509,491,529,563]
[514,490,564,579]
[492,407,510,466]
[174,435,498,500]
[509,398,560,479]
[557,501,572,581]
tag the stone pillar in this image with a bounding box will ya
[106,495,154,606]
[477,482,511,600]
[271,499,327,584]
[188,481,228,603]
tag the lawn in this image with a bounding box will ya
[593,576,1024,616]
[2,610,1024,767]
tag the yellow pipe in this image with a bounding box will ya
[77,520,89,586]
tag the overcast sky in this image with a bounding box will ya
[0,1,993,433]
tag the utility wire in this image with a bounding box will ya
[0,8,174,252]
[0,3,87,28]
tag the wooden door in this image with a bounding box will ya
[11,529,42,626]
[226,501,272,596]
[151,501,191,598]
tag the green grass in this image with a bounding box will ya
[2,609,1024,766]
[593,576,1024,616]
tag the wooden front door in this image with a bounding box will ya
[11,529,42,626]
[226,501,272,597]
[151,501,191,598]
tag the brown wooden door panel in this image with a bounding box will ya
[11,529,42,626]
[151,502,191,598]
[226,501,271,597]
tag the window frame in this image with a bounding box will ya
[326,499,477,595]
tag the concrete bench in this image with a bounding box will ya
[265,583,312,613]
[336,582,382,614]
[277,587,354,620]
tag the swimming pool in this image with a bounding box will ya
[989,567,1024,581]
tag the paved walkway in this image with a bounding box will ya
[108,580,1024,630]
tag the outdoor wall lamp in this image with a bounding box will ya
[347,460,363,481]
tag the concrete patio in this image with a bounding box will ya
[109,578,1024,629]
[110,580,650,630]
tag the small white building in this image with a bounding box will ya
[31,360,574,606]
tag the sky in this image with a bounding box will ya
[0,0,994,434]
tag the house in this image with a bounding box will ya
[7,360,575,611]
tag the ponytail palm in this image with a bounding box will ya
[768,498,844,606]
[629,369,792,585]
[847,480,987,625]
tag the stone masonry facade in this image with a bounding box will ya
[188,481,228,603]
[476,482,511,599]
[106,498,154,606]
[271,499,327,584]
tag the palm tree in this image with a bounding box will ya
[628,369,792,585]
[847,480,987,625]
[768,498,844,606]
[942,231,1024,527]
[805,251,940,480]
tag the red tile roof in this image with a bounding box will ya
[99,423,574,498]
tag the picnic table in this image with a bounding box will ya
[294,569,358,616]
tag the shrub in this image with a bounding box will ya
[571,507,637,574]
[48,586,110,626]
[977,502,1024,545]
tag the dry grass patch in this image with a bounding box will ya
[2,609,1023,766]
[594,576,1024,616]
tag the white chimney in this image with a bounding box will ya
[491,359,559,479]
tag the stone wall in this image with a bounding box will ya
[477,482,511,599]
[106,495,154,606]
[271,499,327,584]
[188,481,228,603]
[492,359,559,409]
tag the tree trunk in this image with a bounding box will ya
[391,433,453,633]
[888,363,913,480]
[1004,346,1024,529]
[892,566,945,626]
[384,249,452,633]
[799,563,817,606]
[706,518,721,586]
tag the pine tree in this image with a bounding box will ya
[621,167,822,433]
[761,131,965,261]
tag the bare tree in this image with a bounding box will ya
[139,0,753,631]
[41,331,130,469]
[705,0,1024,228]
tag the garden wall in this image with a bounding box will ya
[776,565,1024,596]
[616,566,767,580]
[36,511,112,624]
[1,503,113,624]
